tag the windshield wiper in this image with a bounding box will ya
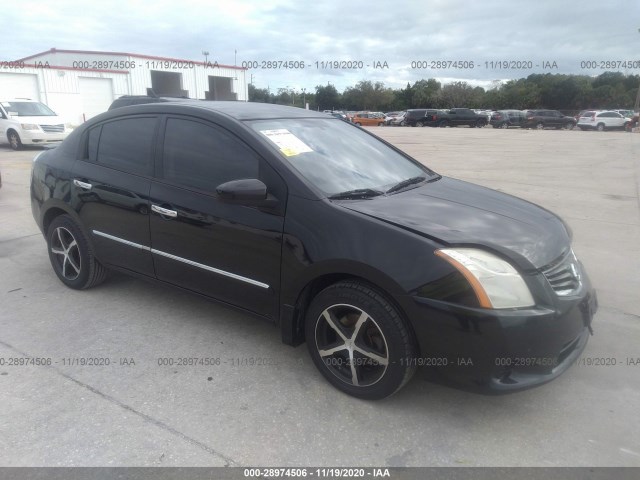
[385,176,427,194]
[328,188,384,200]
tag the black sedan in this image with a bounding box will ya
[30,102,597,399]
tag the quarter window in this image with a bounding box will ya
[161,118,259,192]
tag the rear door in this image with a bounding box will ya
[148,115,286,319]
[72,115,157,277]
[603,112,624,128]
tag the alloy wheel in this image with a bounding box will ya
[50,227,81,280]
[315,304,389,387]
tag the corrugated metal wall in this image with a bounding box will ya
[2,51,248,125]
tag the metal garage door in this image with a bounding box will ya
[79,77,113,121]
[0,73,40,100]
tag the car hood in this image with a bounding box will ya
[339,177,570,270]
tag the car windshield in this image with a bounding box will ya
[2,101,57,116]
[248,118,436,196]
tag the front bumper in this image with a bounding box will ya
[400,279,598,393]
[20,130,68,145]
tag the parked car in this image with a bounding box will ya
[326,111,348,120]
[383,111,402,125]
[31,102,597,399]
[577,111,632,131]
[0,99,70,150]
[523,110,576,130]
[351,112,385,126]
[421,109,446,127]
[613,109,634,118]
[490,110,526,129]
[403,109,428,127]
[574,110,591,123]
[434,108,488,128]
[388,111,407,126]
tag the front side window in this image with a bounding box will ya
[248,118,435,196]
[96,117,157,175]
[162,118,259,192]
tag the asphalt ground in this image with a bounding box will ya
[0,126,639,467]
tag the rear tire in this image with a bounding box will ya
[416,121,424,127]
[305,280,417,400]
[535,122,544,130]
[47,215,107,290]
[438,120,449,128]
[596,123,605,132]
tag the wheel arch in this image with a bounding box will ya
[41,203,101,262]
[280,267,418,353]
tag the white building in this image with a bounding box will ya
[0,48,248,126]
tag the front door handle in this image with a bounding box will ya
[151,204,178,218]
[73,179,92,190]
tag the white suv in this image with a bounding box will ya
[577,110,632,131]
[0,99,70,150]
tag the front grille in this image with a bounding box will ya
[40,124,64,133]
[542,250,582,296]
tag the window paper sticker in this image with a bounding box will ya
[260,129,313,156]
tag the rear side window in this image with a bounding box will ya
[161,118,259,192]
[95,117,157,175]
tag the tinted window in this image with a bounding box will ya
[87,126,101,162]
[162,118,259,192]
[96,117,156,175]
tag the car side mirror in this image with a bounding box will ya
[216,178,278,208]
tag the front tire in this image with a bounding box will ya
[535,122,544,130]
[47,215,107,289]
[305,280,417,400]
[8,130,22,150]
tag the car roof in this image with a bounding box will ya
[144,101,331,120]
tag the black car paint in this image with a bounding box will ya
[31,102,596,393]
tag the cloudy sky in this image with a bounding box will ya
[4,0,639,92]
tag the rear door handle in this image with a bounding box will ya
[151,204,178,218]
[73,179,92,190]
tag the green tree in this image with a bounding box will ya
[315,84,341,111]
[248,84,273,103]
[411,79,441,108]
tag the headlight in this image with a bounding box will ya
[435,248,535,309]
[21,123,40,130]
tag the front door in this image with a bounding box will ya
[149,116,285,319]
